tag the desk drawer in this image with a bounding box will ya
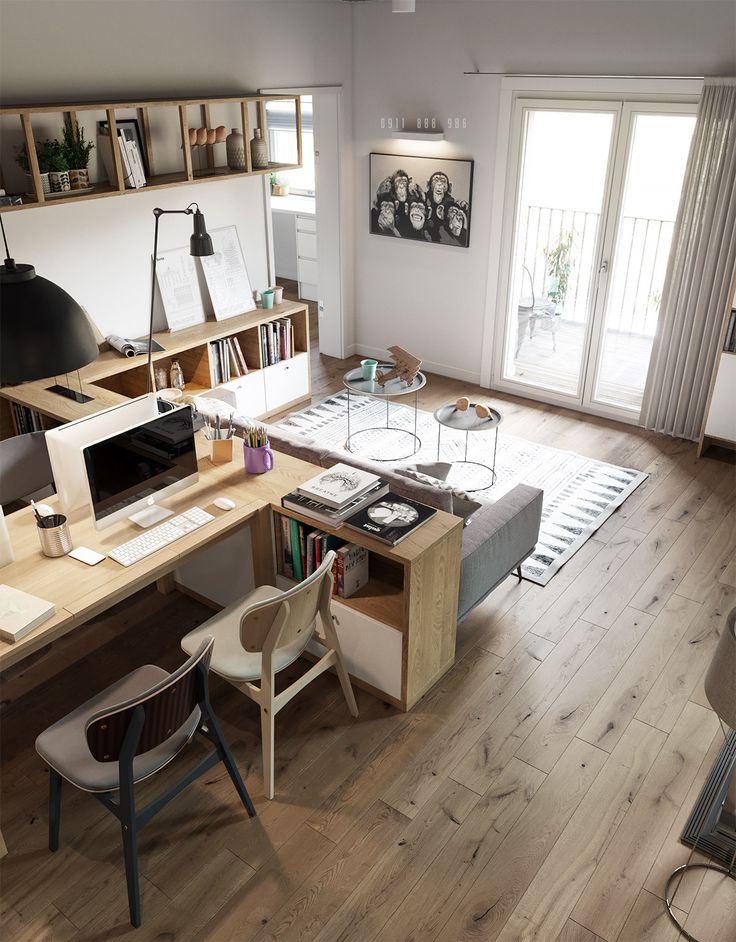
[297,257,318,286]
[296,231,317,260]
[204,371,267,418]
[263,352,309,413]
[296,214,316,233]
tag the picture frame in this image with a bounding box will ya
[369,152,474,248]
[97,118,149,175]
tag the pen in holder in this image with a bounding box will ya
[243,423,274,474]
[36,513,73,558]
[203,412,235,464]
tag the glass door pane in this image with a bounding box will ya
[593,111,696,411]
[503,106,617,397]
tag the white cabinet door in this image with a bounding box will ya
[296,231,318,260]
[296,214,316,234]
[263,352,309,413]
[307,604,403,700]
[204,371,267,419]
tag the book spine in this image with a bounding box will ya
[233,336,248,374]
[281,516,293,578]
[337,548,345,596]
[306,531,315,576]
[298,523,307,578]
[289,518,302,581]
[117,130,134,188]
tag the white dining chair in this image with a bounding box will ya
[180,550,358,798]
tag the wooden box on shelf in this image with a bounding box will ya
[272,502,464,712]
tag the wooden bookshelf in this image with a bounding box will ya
[0,93,301,213]
[0,299,311,435]
[272,502,464,712]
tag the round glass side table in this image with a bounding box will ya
[434,402,503,491]
[343,366,427,461]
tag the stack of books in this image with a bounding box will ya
[98,125,146,189]
[260,318,294,366]
[209,336,248,384]
[277,517,369,598]
[281,462,389,526]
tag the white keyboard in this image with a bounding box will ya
[108,506,216,567]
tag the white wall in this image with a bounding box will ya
[0,0,352,338]
[351,0,736,382]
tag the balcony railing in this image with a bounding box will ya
[519,205,674,338]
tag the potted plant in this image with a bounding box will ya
[14,141,52,196]
[46,139,71,193]
[62,123,95,190]
[544,231,574,314]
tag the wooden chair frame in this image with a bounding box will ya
[47,642,255,929]
[227,551,359,799]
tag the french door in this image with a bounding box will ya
[491,97,697,421]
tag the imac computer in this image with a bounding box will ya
[83,408,199,530]
[45,394,159,519]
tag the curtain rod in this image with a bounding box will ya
[463,72,705,79]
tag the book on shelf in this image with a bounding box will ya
[11,403,44,435]
[297,462,382,510]
[281,480,389,526]
[278,518,368,598]
[232,336,249,374]
[344,492,437,546]
[0,585,56,644]
[258,317,295,367]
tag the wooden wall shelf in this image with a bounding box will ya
[0,93,302,212]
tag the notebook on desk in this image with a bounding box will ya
[0,585,56,643]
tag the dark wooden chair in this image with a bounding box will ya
[35,636,255,928]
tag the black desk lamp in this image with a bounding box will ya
[147,202,214,392]
[0,216,99,402]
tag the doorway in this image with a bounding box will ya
[260,85,347,361]
[488,88,697,421]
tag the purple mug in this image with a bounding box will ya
[243,441,274,474]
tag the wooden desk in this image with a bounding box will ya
[0,446,319,672]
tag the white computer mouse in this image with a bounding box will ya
[214,497,236,511]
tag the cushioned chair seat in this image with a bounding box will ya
[35,665,200,793]
[181,585,308,683]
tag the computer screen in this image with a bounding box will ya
[83,409,198,527]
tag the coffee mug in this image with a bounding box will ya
[271,285,284,304]
[361,358,378,381]
[261,289,275,310]
[244,440,274,474]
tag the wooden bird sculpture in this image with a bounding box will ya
[376,346,422,386]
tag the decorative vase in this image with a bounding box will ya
[69,168,90,190]
[49,170,71,193]
[250,128,268,170]
[226,128,246,171]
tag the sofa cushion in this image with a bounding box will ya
[265,425,334,467]
[323,451,454,513]
[395,467,482,524]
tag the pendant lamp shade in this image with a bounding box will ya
[0,263,99,385]
[705,607,736,729]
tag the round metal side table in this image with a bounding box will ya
[343,366,426,462]
[434,403,503,492]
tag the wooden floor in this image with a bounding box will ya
[1,288,735,941]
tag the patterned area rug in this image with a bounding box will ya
[275,393,647,585]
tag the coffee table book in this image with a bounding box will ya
[344,493,437,546]
[0,585,56,643]
[297,462,381,509]
[282,479,389,525]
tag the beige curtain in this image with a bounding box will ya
[640,78,736,441]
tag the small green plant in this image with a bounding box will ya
[14,143,31,174]
[269,172,277,187]
[45,139,69,172]
[544,231,574,309]
[62,123,94,168]
[35,139,56,173]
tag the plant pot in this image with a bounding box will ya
[226,128,246,171]
[25,172,51,196]
[69,168,90,190]
[49,170,71,193]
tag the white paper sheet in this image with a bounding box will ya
[154,247,207,331]
[200,226,257,321]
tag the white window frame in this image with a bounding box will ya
[480,76,702,423]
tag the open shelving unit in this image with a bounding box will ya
[0,299,312,437]
[0,93,302,212]
[271,502,464,712]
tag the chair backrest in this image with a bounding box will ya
[240,551,335,658]
[85,637,213,762]
[0,431,54,506]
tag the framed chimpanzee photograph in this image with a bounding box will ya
[369,153,474,248]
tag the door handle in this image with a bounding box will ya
[599,260,609,274]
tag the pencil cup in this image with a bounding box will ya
[243,441,274,474]
[37,514,73,558]
[209,437,234,465]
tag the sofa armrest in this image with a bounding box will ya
[458,484,543,621]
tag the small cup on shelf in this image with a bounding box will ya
[261,289,275,310]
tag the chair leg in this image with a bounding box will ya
[207,712,256,817]
[261,706,275,800]
[515,565,523,581]
[334,650,359,718]
[48,769,62,852]
[120,815,141,928]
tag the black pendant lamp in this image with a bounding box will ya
[0,216,99,402]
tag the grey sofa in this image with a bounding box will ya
[266,425,543,622]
